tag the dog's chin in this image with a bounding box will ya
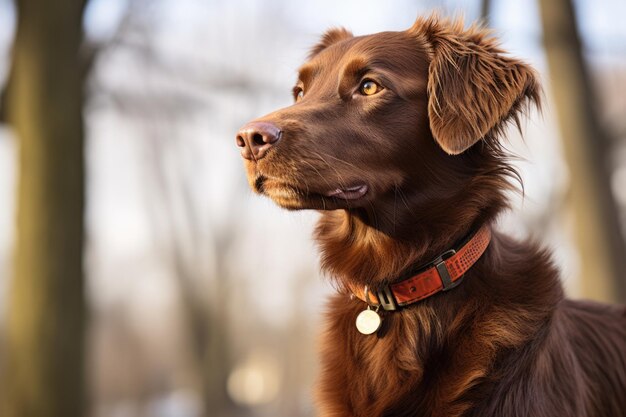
[254,176,369,211]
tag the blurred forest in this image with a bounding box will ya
[0,0,624,416]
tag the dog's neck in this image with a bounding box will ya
[315,206,564,336]
[316,209,564,411]
[315,208,483,288]
[316,211,563,415]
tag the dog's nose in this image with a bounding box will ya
[236,121,282,160]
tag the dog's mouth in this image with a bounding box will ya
[254,175,369,208]
[323,184,369,200]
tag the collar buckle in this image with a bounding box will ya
[376,286,397,311]
[433,249,463,291]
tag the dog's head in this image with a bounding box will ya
[236,15,540,237]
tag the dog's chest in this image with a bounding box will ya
[318,297,508,417]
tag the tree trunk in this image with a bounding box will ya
[539,0,626,302]
[1,1,87,416]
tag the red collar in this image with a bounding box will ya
[349,225,491,310]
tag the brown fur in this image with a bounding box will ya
[237,15,626,417]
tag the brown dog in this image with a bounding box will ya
[236,15,626,417]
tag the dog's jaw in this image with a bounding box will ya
[251,171,374,211]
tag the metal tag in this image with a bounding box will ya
[356,308,382,335]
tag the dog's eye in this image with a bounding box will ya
[293,87,304,102]
[359,80,382,96]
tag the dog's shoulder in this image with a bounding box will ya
[559,298,626,336]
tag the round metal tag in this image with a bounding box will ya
[355,309,382,335]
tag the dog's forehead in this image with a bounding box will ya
[300,30,428,80]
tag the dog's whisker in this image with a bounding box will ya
[301,159,335,195]
[315,150,361,171]
[396,185,411,213]
[311,150,352,194]
[393,185,399,235]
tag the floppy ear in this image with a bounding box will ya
[309,27,353,58]
[412,17,541,154]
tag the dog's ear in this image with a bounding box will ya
[309,27,353,59]
[411,16,541,155]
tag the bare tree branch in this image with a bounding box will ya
[480,0,492,24]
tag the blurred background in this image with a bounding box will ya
[0,0,624,416]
